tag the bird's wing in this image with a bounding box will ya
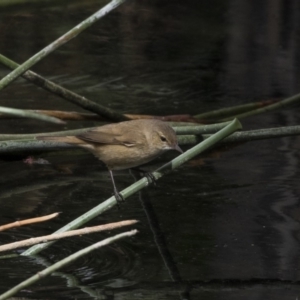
[76,125,141,147]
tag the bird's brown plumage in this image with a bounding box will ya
[37,119,183,202]
[38,119,182,169]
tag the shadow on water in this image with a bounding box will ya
[1,0,300,299]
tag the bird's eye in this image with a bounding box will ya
[160,136,167,142]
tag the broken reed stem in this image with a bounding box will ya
[0,54,129,122]
[0,213,59,232]
[0,106,65,124]
[220,94,300,121]
[194,100,276,120]
[194,92,300,122]
[0,220,138,252]
[0,108,196,123]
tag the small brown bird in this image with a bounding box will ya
[38,119,183,202]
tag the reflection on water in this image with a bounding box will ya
[1,0,300,299]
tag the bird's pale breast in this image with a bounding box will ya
[91,143,163,170]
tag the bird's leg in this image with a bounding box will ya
[108,170,125,203]
[131,167,156,186]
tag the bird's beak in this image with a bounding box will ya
[174,144,183,153]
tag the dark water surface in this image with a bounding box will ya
[1,0,300,299]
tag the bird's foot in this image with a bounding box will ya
[144,172,156,185]
[114,191,125,203]
[132,168,156,185]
